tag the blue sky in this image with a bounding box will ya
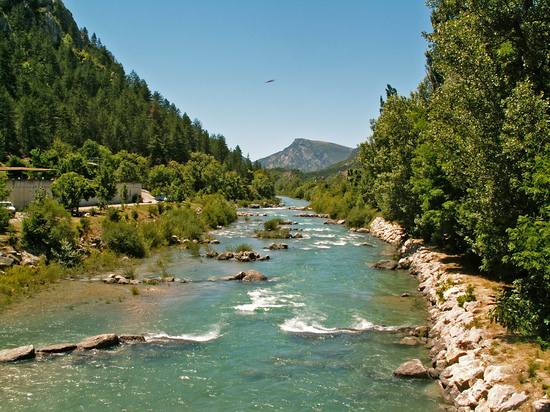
[63,0,432,161]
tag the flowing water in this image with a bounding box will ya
[0,198,442,411]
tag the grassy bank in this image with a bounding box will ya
[0,194,239,308]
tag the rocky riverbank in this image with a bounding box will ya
[369,216,550,412]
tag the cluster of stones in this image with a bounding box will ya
[217,270,268,282]
[369,217,547,411]
[171,235,220,246]
[0,334,147,363]
[264,243,289,250]
[237,212,267,217]
[294,212,330,218]
[324,219,346,225]
[0,248,41,270]
[369,216,406,247]
[205,249,270,262]
[247,203,280,209]
[102,274,187,284]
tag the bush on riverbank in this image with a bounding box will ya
[21,197,79,260]
[200,194,237,229]
[102,220,147,258]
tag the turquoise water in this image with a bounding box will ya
[0,198,442,411]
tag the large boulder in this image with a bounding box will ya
[0,345,36,362]
[393,359,430,379]
[242,270,267,282]
[20,251,42,266]
[206,250,219,258]
[486,384,529,412]
[219,270,268,282]
[0,256,15,268]
[77,334,119,350]
[373,260,398,270]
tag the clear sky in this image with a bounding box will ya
[62,0,432,161]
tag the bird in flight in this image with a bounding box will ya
[264,79,275,83]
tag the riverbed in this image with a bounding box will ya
[0,198,442,411]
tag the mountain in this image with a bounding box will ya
[257,139,355,172]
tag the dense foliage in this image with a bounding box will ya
[0,0,274,205]
[355,0,550,339]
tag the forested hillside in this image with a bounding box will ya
[0,0,272,202]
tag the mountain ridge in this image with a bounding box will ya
[257,138,354,172]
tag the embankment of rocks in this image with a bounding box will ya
[370,217,548,412]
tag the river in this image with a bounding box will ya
[0,197,442,411]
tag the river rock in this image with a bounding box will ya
[0,256,15,268]
[532,397,550,411]
[486,384,528,412]
[37,343,77,354]
[483,365,511,387]
[206,250,219,258]
[265,243,289,250]
[119,334,146,344]
[77,334,119,350]
[20,251,42,266]
[216,252,232,260]
[393,359,430,378]
[242,270,267,282]
[373,260,398,270]
[0,345,36,362]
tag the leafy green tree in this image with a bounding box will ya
[358,91,426,228]
[95,165,117,209]
[0,171,11,201]
[51,172,95,213]
[121,183,128,208]
[252,170,275,200]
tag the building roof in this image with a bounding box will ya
[0,167,56,172]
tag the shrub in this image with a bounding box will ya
[457,284,476,307]
[21,197,78,260]
[131,286,139,296]
[264,218,284,231]
[345,205,377,228]
[0,207,11,232]
[200,194,237,228]
[51,239,82,267]
[122,266,136,280]
[77,217,91,238]
[226,243,253,253]
[139,221,167,250]
[106,207,122,222]
[102,220,146,258]
[160,207,205,240]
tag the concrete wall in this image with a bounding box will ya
[6,179,142,209]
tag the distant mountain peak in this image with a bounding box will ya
[257,138,354,172]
